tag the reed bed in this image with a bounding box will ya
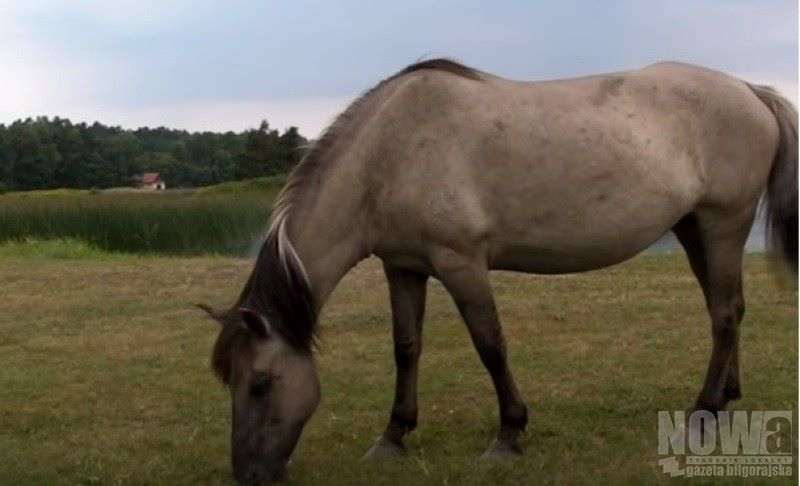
[0,191,276,256]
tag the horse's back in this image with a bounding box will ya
[367,63,778,273]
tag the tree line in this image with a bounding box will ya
[0,117,308,192]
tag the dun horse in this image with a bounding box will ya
[200,59,797,483]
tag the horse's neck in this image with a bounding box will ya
[281,78,400,309]
[284,171,370,310]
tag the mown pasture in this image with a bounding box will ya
[0,239,795,485]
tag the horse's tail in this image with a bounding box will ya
[747,83,798,273]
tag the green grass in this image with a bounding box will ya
[0,253,795,484]
[0,238,139,260]
[0,190,274,256]
[1,175,287,199]
[194,174,287,197]
[0,188,93,198]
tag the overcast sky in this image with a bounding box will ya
[1,0,796,137]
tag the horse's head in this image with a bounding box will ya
[200,305,320,484]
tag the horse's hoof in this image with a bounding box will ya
[480,439,522,460]
[362,436,406,460]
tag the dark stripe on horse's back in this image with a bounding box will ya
[399,58,483,81]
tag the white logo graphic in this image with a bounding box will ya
[658,411,792,478]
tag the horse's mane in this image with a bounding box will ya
[211,59,481,382]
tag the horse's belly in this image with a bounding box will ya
[486,186,694,274]
[477,115,702,273]
[489,223,671,274]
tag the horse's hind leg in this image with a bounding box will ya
[364,264,428,459]
[673,214,741,399]
[673,207,754,413]
[430,249,528,459]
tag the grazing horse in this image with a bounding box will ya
[199,59,797,483]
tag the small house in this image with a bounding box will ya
[134,172,166,190]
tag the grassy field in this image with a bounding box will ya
[0,243,796,485]
[0,180,283,256]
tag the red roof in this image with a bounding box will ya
[141,172,162,184]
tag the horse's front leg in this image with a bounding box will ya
[364,264,428,459]
[432,249,528,459]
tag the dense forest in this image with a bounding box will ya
[0,117,308,191]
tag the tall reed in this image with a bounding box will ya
[0,191,274,256]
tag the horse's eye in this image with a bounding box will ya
[249,373,273,397]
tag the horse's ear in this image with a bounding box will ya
[238,308,271,339]
[196,303,226,324]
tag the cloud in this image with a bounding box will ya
[0,1,196,34]
[0,0,794,136]
[617,0,797,72]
